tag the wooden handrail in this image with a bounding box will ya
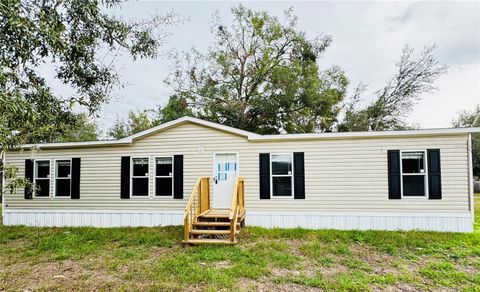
[184,179,200,241]
[184,180,200,216]
[229,176,245,242]
[229,177,245,219]
[184,176,243,243]
[229,181,239,220]
[184,177,210,242]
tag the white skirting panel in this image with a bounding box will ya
[3,209,473,232]
[246,211,473,233]
[3,209,184,227]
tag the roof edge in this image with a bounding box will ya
[123,116,260,142]
[248,127,480,141]
[18,116,260,150]
[21,139,131,149]
[15,116,480,149]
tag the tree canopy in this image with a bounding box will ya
[165,5,348,134]
[453,105,480,129]
[108,110,156,139]
[107,96,194,139]
[0,0,175,194]
[452,105,480,177]
[159,6,447,135]
[57,113,99,143]
[338,46,448,132]
[0,0,176,151]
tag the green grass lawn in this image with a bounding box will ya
[1,199,479,291]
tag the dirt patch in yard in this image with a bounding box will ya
[271,267,306,277]
[212,260,232,269]
[237,277,322,292]
[348,244,401,274]
[317,263,349,278]
[372,284,424,292]
[2,259,125,291]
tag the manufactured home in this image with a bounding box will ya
[2,117,478,243]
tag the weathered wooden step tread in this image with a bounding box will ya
[190,229,240,235]
[182,239,237,245]
[193,222,240,227]
[199,209,231,218]
[194,222,230,226]
[200,214,230,219]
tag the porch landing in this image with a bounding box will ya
[199,208,246,219]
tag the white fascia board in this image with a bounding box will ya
[21,139,131,149]
[247,127,480,141]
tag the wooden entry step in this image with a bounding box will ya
[185,208,245,245]
[189,229,240,235]
[199,209,230,219]
[182,238,237,245]
[193,221,231,227]
[183,177,245,245]
[193,222,241,229]
[198,208,247,221]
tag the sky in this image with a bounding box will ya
[48,1,480,132]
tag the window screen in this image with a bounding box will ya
[35,179,50,197]
[403,176,425,196]
[36,161,50,178]
[402,152,425,174]
[133,158,149,176]
[156,178,173,196]
[132,178,149,196]
[271,154,293,197]
[34,160,50,197]
[155,157,173,196]
[272,177,292,197]
[55,160,71,197]
[56,179,71,197]
[272,154,292,175]
[131,158,149,196]
[401,151,426,197]
[156,157,172,176]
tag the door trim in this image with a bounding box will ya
[212,152,240,209]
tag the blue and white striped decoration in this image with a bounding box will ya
[217,161,237,181]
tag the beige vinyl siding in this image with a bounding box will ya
[4,122,470,213]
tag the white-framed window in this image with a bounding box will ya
[155,156,173,197]
[401,151,428,197]
[55,159,71,197]
[131,157,149,197]
[270,153,294,197]
[34,160,50,197]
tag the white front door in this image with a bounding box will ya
[214,153,239,208]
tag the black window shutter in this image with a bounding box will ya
[427,149,442,200]
[293,152,305,199]
[387,150,401,199]
[259,153,270,199]
[120,156,130,199]
[173,155,183,199]
[24,159,34,199]
[71,158,81,199]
